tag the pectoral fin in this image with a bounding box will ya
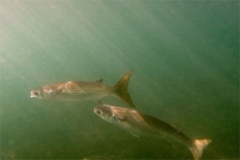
[113,116,140,138]
[113,115,126,122]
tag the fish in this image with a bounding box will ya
[94,104,212,160]
[30,71,135,107]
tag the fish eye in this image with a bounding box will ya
[96,110,102,116]
[34,91,39,96]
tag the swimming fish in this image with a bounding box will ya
[30,71,135,107]
[94,104,212,160]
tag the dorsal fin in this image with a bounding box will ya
[96,79,103,83]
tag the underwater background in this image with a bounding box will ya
[0,1,239,159]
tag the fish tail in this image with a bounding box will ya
[113,71,136,108]
[189,139,212,160]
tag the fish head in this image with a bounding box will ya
[94,105,128,125]
[94,105,140,137]
[30,84,60,99]
[30,89,43,98]
[94,105,116,123]
[94,105,113,118]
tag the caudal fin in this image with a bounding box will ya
[189,139,212,160]
[113,71,136,108]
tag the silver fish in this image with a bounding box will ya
[30,71,135,107]
[94,104,212,160]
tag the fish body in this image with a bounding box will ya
[30,71,135,107]
[94,105,212,160]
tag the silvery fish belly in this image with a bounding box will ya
[30,71,136,107]
[94,104,212,160]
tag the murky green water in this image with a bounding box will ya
[0,1,239,159]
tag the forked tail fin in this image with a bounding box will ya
[113,71,136,108]
[189,139,212,160]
